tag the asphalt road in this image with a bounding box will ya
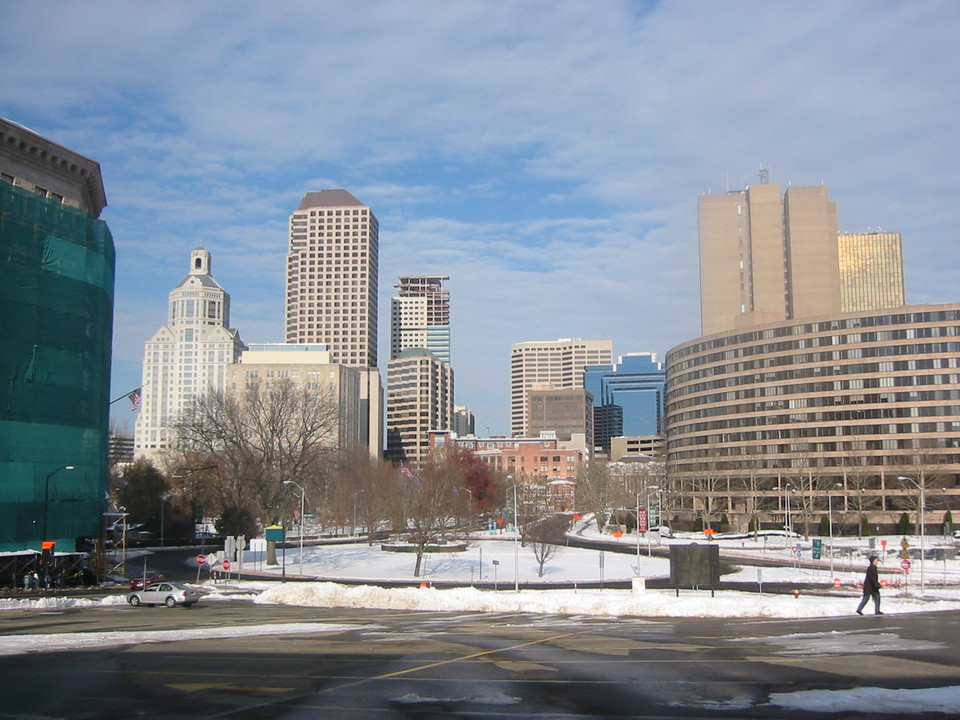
[1,599,959,719]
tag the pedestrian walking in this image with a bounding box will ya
[856,555,883,615]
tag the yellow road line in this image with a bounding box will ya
[375,631,584,679]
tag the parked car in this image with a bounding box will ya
[128,581,200,608]
[130,572,165,590]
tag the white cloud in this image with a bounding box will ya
[2,0,957,433]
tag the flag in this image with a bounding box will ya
[127,388,141,411]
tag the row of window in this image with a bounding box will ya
[671,367,960,406]
[668,310,960,363]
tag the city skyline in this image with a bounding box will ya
[2,2,957,436]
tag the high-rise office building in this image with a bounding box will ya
[385,349,454,466]
[510,339,613,437]
[698,183,840,335]
[838,231,905,312]
[226,344,363,449]
[391,275,450,363]
[1,118,114,552]
[285,189,379,368]
[528,387,594,449]
[584,352,666,453]
[134,247,246,462]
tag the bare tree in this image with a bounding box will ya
[394,450,468,577]
[576,459,620,532]
[170,379,342,533]
[333,448,400,543]
[525,514,566,577]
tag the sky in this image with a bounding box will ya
[2,1,958,435]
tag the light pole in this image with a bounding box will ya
[646,485,659,556]
[635,492,642,571]
[513,483,520,592]
[42,465,75,543]
[898,476,925,593]
[827,482,842,576]
[284,480,306,576]
[159,490,174,547]
[505,476,519,593]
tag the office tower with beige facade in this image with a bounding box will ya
[510,339,613,437]
[839,231,905,312]
[698,183,840,336]
[391,275,450,363]
[385,349,454,466]
[285,189,379,368]
[284,189,383,456]
[226,344,363,449]
[135,247,246,461]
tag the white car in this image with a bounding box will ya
[128,581,200,608]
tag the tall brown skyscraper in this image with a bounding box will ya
[284,189,379,367]
[838,231,905,312]
[697,183,840,335]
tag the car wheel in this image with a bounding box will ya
[128,595,141,606]
[165,596,177,608]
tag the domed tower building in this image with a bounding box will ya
[134,247,246,463]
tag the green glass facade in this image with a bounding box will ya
[0,181,115,551]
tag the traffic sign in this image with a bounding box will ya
[222,559,231,570]
[901,558,911,571]
[196,554,206,565]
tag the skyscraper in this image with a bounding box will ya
[698,183,840,335]
[510,339,613,438]
[285,189,379,368]
[391,275,450,363]
[134,247,246,461]
[1,118,114,552]
[838,231,905,312]
[584,352,666,453]
[385,349,454,466]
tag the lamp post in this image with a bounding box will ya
[898,475,925,593]
[159,490,174,547]
[283,480,306,576]
[42,465,75,543]
[827,482,842,576]
[646,485,659,556]
[513,483,520,592]
[635,492,642,570]
[505,476,519,593]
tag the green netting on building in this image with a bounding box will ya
[0,182,115,552]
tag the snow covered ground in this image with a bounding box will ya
[4,518,960,619]
[3,520,960,714]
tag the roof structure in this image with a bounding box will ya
[297,189,364,210]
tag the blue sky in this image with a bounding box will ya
[3,1,958,435]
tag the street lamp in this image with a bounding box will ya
[42,465,75,543]
[898,476,925,593]
[505,475,519,593]
[646,485,659,556]
[827,482,842,576]
[159,490,174,547]
[283,480,306,576]
[635,492,642,570]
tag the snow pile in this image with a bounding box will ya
[251,580,960,618]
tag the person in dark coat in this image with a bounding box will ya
[856,556,883,615]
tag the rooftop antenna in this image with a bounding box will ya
[759,165,769,184]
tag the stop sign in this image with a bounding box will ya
[196,554,206,565]
[222,559,231,570]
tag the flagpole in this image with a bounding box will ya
[108,385,145,407]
